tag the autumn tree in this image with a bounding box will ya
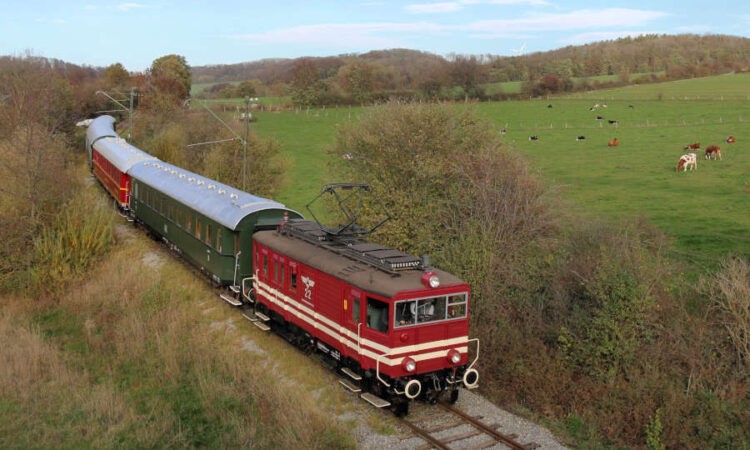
[448,55,486,100]
[235,80,258,98]
[290,58,327,107]
[0,56,77,290]
[337,62,375,104]
[148,54,192,101]
[103,62,131,88]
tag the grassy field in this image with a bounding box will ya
[248,73,750,264]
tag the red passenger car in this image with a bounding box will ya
[86,115,156,209]
[249,218,479,415]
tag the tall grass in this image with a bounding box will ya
[1,231,355,448]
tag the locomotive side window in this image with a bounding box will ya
[366,297,389,333]
[263,254,268,276]
[352,298,360,324]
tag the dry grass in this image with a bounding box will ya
[0,225,355,449]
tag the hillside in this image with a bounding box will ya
[192,34,750,95]
[192,48,445,85]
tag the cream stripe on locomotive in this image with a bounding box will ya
[255,280,468,367]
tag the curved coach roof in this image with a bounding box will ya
[86,115,117,145]
[129,159,302,230]
[87,115,156,172]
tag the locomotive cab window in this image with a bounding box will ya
[395,294,466,328]
[366,297,389,333]
[447,293,468,319]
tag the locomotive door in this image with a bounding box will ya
[342,288,363,362]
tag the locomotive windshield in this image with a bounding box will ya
[395,293,467,327]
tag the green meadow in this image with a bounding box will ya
[249,73,750,264]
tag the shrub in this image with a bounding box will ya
[704,256,750,371]
[555,220,667,381]
[31,189,114,294]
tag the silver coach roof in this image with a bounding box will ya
[87,115,156,172]
[129,160,299,230]
[86,115,117,145]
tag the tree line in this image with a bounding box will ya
[192,34,750,104]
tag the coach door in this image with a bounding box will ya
[343,288,363,360]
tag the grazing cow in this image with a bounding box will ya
[499,128,507,135]
[596,116,604,120]
[608,120,618,125]
[726,136,736,143]
[705,145,722,160]
[677,153,697,172]
[684,142,701,150]
[576,135,586,141]
[529,135,539,141]
[608,138,619,147]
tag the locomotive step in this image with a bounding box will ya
[338,379,361,393]
[252,321,271,332]
[229,285,241,294]
[241,312,258,322]
[219,294,242,306]
[341,367,362,381]
[360,393,391,408]
[254,311,271,322]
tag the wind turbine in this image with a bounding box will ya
[512,42,527,56]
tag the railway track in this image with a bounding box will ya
[400,400,540,450]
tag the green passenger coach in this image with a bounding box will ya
[128,160,302,287]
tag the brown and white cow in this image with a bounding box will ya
[705,145,722,160]
[684,142,701,151]
[677,153,697,172]
[608,137,619,147]
[726,136,736,144]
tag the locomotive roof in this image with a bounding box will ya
[254,225,466,298]
[87,115,157,172]
[129,159,301,230]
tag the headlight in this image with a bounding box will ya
[448,349,461,364]
[402,357,416,372]
[421,271,440,288]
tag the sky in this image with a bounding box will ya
[2,1,750,72]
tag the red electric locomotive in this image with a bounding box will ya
[243,184,479,415]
